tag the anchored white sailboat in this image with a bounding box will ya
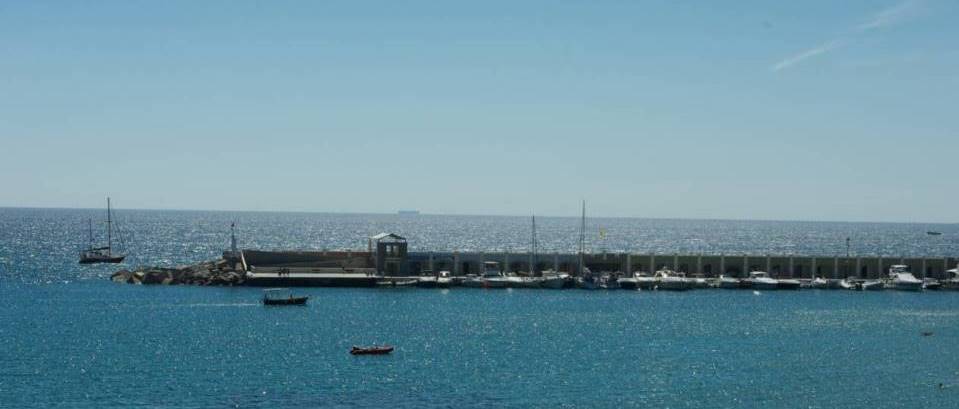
[79,198,125,264]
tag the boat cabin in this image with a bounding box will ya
[483,261,502,277]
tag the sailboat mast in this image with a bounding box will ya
[579,200,585,275]
[106,197,112,256]
[530,214,537,275]
[88,218,94,248]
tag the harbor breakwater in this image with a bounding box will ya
[110,247,959,287]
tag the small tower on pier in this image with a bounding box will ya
[371,233,409,276]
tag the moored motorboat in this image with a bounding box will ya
[923,278,942,291]
[942,268,959,291]
[716,275,741,289]
[777,278,801,290]
[746,271,778,290]
[479,262,510,288]
[377,278,418,287]
[436,271,452,288]
[350,345,394,355]
[888,265,923,291]
[806,277,829,289]
[617,273,639,290]
[653,269,690,291]
[416,274,438,288]
[635,273,657,290]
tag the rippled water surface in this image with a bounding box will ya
[2,208,959,408]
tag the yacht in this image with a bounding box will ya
[746,271,778,290]
[635,273,657,290]
[653,269,690,291]
[617,273,640,290]
[416,272,438,288]
[888,265,923,291]
[942,268,959,291]
[79,198,126,264]
[436,271,452,288]
[716,275,741,289]
[479,262,511,288]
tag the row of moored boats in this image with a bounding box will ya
[395,262,959,292]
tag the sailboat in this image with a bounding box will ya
[79,197,126,264]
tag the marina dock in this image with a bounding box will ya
[233,233,958,287]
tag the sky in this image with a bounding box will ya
[1,0,957,222]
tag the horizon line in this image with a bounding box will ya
[0,205,955,226]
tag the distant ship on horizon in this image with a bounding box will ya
[397,210,420,215]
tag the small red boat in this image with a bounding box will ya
[350,345,394,355]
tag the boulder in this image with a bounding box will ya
[111,270,131,283]
[141,270,171,285]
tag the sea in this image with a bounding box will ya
[2,208,959,408]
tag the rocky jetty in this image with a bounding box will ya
[111,259,245,286]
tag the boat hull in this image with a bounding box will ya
[617,278,638,290]
[777,280,801,290]
[540,277,566,289]
[262,296,309,306]
[79,255,125,264]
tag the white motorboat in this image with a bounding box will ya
[777,278,801,290]
[888,265,923,291]
[806,277,829,289]
[654,269,690,291]
[635,273,657,290]
[436,271,452,288]
[942,268,959,291]
[689,274,710,289]
[479,262,510,288]
[617,273,639,290]
[747,271,779,290]
[416,274,438,288]
[716,275,741,289]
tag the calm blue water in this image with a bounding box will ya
[2,208,959,408]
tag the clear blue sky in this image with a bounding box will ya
[2,0,957,222]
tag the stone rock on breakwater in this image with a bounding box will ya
[110,259,244,286]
